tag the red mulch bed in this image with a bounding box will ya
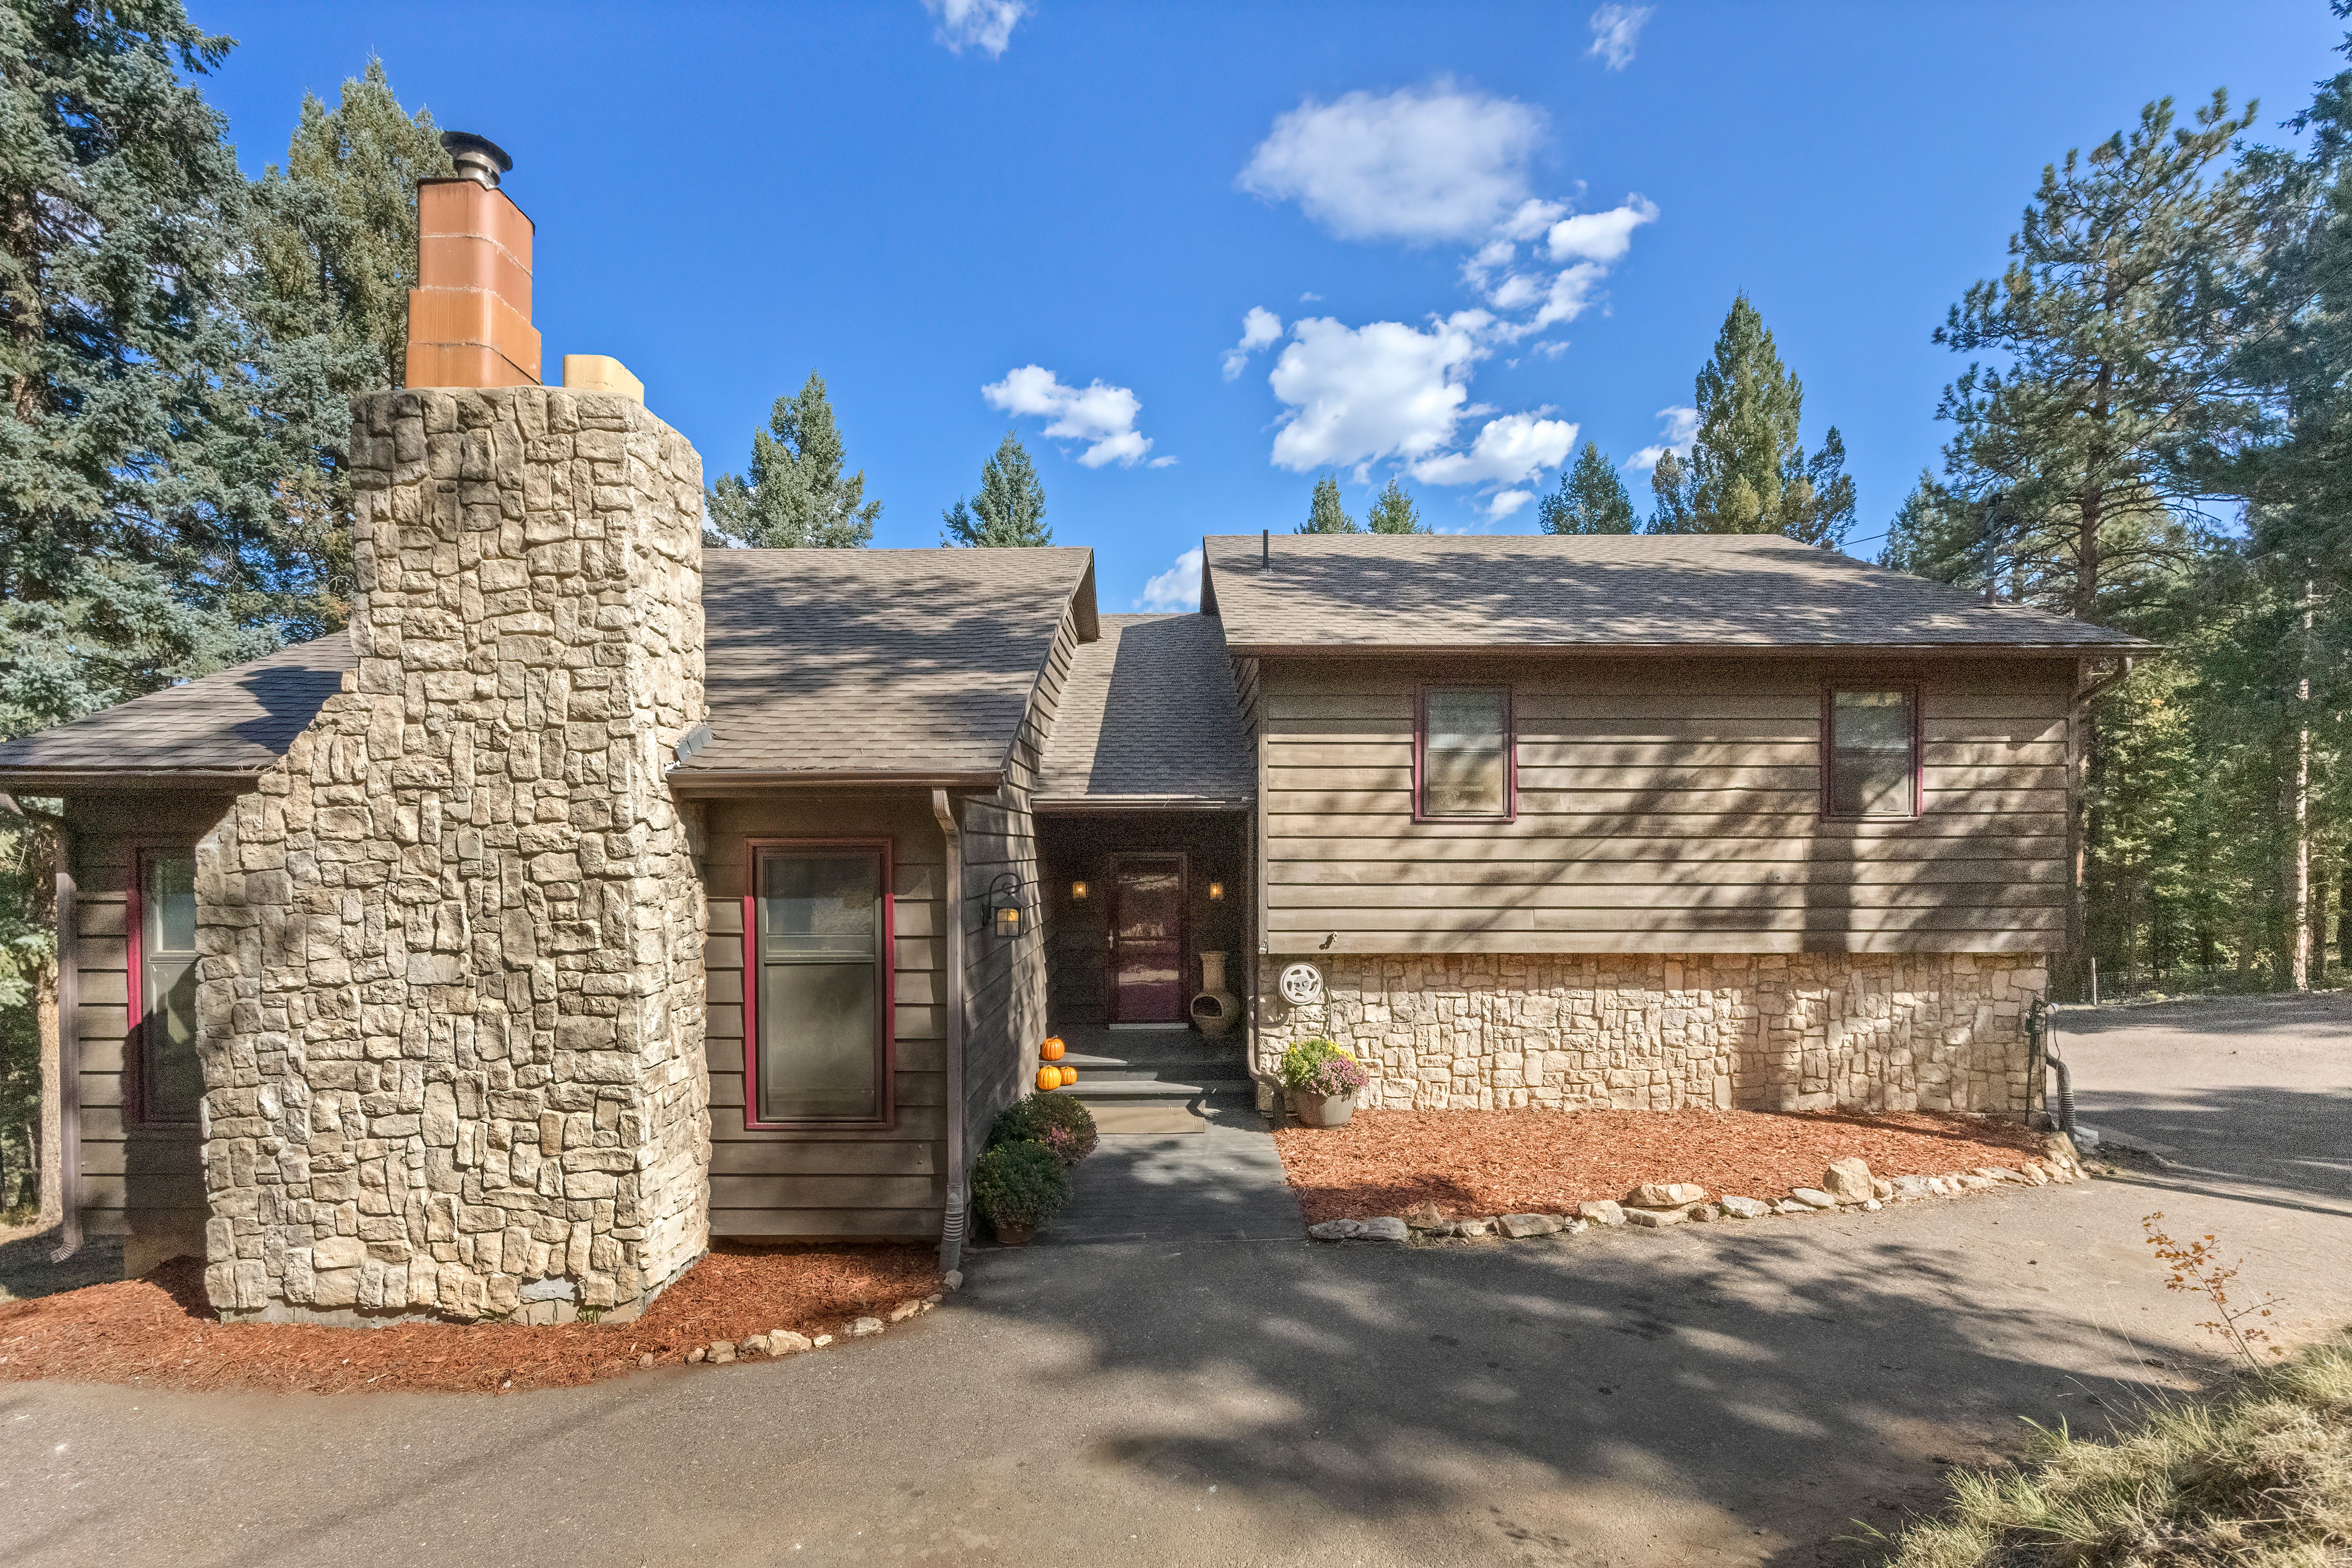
[1274,1107,2047,1224]
[0,1241,940,1396]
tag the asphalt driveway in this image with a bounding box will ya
[2,993,2345,1567]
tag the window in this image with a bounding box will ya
[1824,687,1919,818]
[746,844,891,1127]
[1417,686,1514,820]
[132,849,203,1124]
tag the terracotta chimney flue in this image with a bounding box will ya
[404,131,541,389]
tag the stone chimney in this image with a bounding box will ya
[192,143,708,1323]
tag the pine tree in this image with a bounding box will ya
[1365,477,1425,534]
[1297,474,1358,533]
[0,0,265,746]
[1539,442,1637,534]
[240,60,453,636]
[1649,294,1854,545]
[710,372,881,548]
[941,431,1050,546]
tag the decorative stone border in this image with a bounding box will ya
[668,1270,960,1368]
[1305,1136,2091,1245]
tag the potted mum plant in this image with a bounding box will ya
[971,1140,1069,1245]
[1282,1038,1369,1127]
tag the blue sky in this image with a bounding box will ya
[197,1,2346,610]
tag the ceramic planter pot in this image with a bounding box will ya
[991,1218,1038,1246]
[1288,1089,1356,1128]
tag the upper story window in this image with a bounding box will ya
[132,848,203,1125]
[1417,686,1514,821]
[1824,686,1919,818]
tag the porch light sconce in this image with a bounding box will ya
[1071,879,1089,901]
[1208,879,1225,900]
[986,872,1025,939]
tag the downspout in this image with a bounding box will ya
[930,789,967,1276]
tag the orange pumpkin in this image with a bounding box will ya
[1040,1037,1065,1062]
[1058,1064,1078,1087]
[1036,1065,1061,1093]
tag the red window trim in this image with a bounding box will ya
[1413,683,1517,824]
[124,842,200,1129]
[739,837,897,1133]
[1818,680,1925,822]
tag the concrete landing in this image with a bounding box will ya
[1021,1108,1305,1246]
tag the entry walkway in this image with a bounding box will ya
[1022,1109,1305,1246]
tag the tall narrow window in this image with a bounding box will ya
[134,850,203,1124]
[1418,686,1514,820]
[751,846,889,1125]
[1825,688,1919,817]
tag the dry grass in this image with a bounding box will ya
[1871,1330,2352,1567]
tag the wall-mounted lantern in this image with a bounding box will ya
[987,873,1025,938]
[1070,879,1089,901]
[1208,879,1225,901]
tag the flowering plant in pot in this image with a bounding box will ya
[971,1141,1069,1245]
[989,1091,1099,1168]
[1281,1038,1369,1127]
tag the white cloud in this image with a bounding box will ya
[1586,4,1653,70]
[1299,291,1322,302]
[1239,82,1548,244]
[982,365,1158,468]
[1147,455,1179,468]
[1137,546,1203,612]
[923,0,1028,56]
[1220,306,1284,380]
[1544,195,1659,263]
[1409,410,1577,488]
[1266,312,1490,471]
[1626,405,1699,473]
[1486,489,1535,520]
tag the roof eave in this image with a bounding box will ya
[0,767,268,794]
[1224,639,2158,659]
[667,768,1004,797]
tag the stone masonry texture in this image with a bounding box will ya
[193,387,710,1322]
[1256,952,2044,1117]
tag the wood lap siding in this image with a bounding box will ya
[701,794,948,1239]
[1259,657,2073,955]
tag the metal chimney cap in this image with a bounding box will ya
[440,131,513,187]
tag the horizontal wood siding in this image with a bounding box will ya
[701,793,948,1240]
[66,793,235,1249]
[1260,655,2074,955]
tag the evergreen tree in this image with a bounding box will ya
[941,431,1050,546]
[0,0,265,747]
[709,372,881,548]
[1297,474,1358,533]
[240,60,453,636]
[1365,477,1424,534]
[1539,442,1637,534]
[1649,294,1853,544]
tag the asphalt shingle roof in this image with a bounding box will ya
[678,546,1096,780]
[0,631,350,782]
[1200,532,2152,653]
[1034,614,1254,806]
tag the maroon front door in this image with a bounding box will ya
[1109,855,1186,1022]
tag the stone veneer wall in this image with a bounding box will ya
[193,387,709,1323]
[1256,952,2044,1117]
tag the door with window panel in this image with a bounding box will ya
[750,845,891,1127]
[134,850,204,1125]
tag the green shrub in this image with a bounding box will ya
[988,1091,1098,1167]
[971,1141,1069,1231]
[1281,1038,1369,1097]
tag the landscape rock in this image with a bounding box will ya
[1822,1157,1875,1203]
[943,1270,964,1292]
[1359,1217,1410,1243]
[709,1340,736,1364]
[850,1317,885,1338]
[1498,1213,1563,1238]
[1775,1200,1811,1214]
[1308,1219,1365,1242]
[1455,1218,1494,1238]
[1626,1182,1707,1209]
[638,1353,655,1368]
[813,1334,833,1348]
[1688,1204,1719,1222]
[769,1330,813,1356]
[887,1299,923,1323]
[739,1333,770,1356]
[1862,1198,1883,1212]
[1624,1207,1685,1229]
[1871,1178,1895,1200]
[1403,1201,1450,1230]
[1788,1188,1839,1209]
[1576,1200,1627,1226]
[1719,1196,1770,1219]
[686,1347,706,1364]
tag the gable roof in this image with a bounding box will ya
[675,546,1098,785]
[1199,532,2153,655]
[1034,614,1254,809]
[0,631,351,788]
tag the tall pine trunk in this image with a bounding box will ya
[2289,577,2314,992]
